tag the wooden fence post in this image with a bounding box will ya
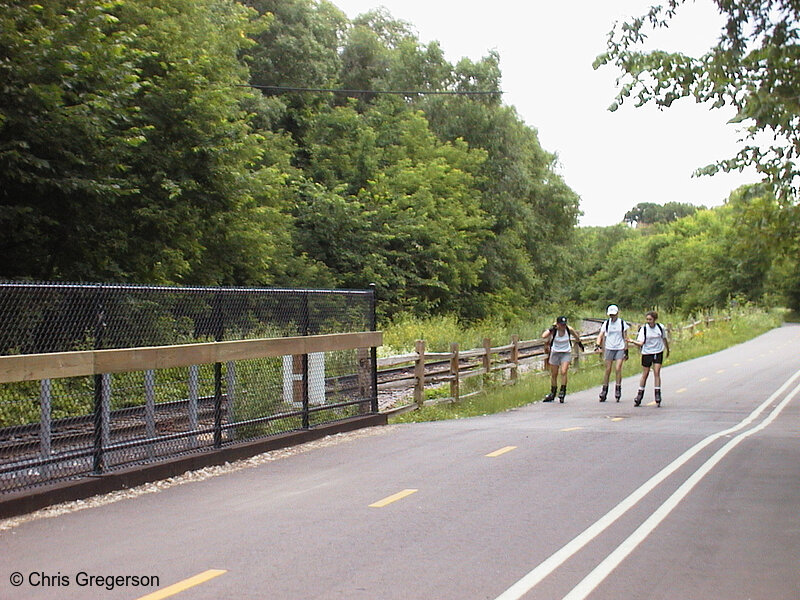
[414,339,426,407]
[483,337,492,374]
[450,342,460,401]
[510,335,519,382]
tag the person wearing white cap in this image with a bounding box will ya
[594,304,629,401]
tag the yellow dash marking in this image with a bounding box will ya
[486,446,517,457]
[135,570,227,600]
[370,489,418,508]
[646,401,657,406]
[699,377,709,382]
[717,369,726,374]
[561,427,583,432]
[676,388,687,394]
[611,417,624,422]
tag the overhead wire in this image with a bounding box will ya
[242,84,503,96]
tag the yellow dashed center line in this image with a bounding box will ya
[610,417,625,422]
[486,446,517,457]
[561,427,584,432]
[716,369,726,374]
[676,388,687,394]
[135,570,227,600]
[369,489,418,508]
[699,377,710,382]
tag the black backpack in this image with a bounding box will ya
[603,318,627,334]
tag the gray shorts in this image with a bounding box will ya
[548,351,572,366]
[604,349,626,361]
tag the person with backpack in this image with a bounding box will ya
[541,316,585,403]
[594,304,629,402]
[630,310,670,406]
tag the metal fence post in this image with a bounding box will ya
[93,294,107,475]
[301,292,310,429]
[144,370,156,459]
[302,353,310,429]
[40,379,51,476]
[101,374,111,450]
[357,347,371,414]
[369,283,379,414]
[226,361,236,441]
[213,362,223,448]
[213,292,225,448]
[188,365,199,448]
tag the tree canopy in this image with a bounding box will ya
[2,0,795,321]
[623,202,703,227]
[0,0,581,321]
[594,0,800,203]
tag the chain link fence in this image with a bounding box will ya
[0,282,378,494]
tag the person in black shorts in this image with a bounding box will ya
[630,310,670,406]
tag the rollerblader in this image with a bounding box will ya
[595,304,629,402]
[631,311,670,406]
[542,316,585,403]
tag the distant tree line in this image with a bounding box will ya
[573,186,800,313]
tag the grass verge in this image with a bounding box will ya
[389,308,784,423]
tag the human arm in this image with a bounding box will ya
[569,327,585,351]
[630,326,645,348]
[595,328,604,352]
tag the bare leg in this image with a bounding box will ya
[603,360,613,385]
[558,362,569,386]
[639,366,651,388]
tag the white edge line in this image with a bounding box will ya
[492,368,800,600]
[563,380,800,600]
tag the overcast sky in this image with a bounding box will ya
[331,0,759,226]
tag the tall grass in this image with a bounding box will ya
[380,309,592,356]
[389,307,783,423]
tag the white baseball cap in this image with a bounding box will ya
[606,304,619,315]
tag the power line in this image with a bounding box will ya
[244,84,503,96]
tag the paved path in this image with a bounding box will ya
[2,324,799,600]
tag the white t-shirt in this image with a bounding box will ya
[637,323,667,354]
[603,317,629,350]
